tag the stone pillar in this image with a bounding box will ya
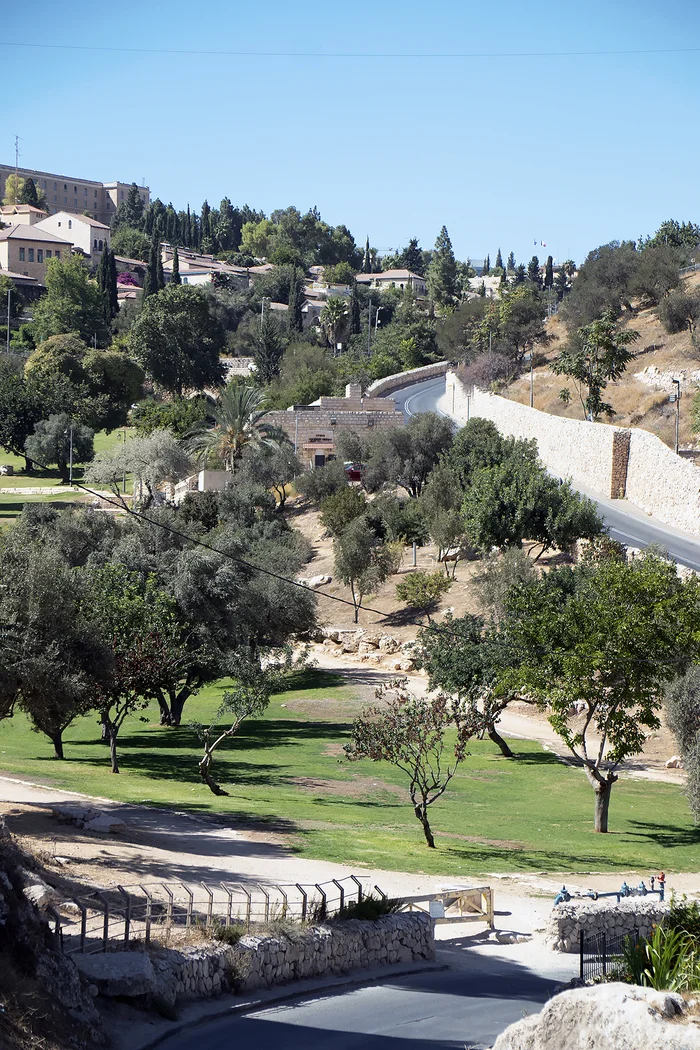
[611,430,631,498]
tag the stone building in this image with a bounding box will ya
[0,224,72,283]
[0,164,149,226]
[265,383,404,469]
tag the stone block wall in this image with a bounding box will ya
[546,898,669,953]
[366,360,450,397]
[265,405,404,469]
[611,430,631,498]
[148,914,434,1002]
[446,371,700,537]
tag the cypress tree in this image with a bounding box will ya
[171,246,181,285]
[427,226,457,308]
[287,270,304,332]
[495,248,503,271]
[108,247,118,317]
[544,255,554,290]
[507,251,516,272]
[527,255,541,287]
[144,229,161,299]
[19,177,40,208]
[363,236,371,273]
[483,254,490,276]
[350,280,361,335]
[186,204,192,247]
[97,244,110,321]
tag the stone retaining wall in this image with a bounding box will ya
[546,898,669,953]
[446,371,700,537]
[366,360,450,398]
[107,914,434,1005]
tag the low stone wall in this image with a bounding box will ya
[76,915,434,1006]
[446,370,700,537]
[546,898,669,953]
[366,361,450,398]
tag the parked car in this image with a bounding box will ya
[344,461,364,482]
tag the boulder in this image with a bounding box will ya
[82,815,126,834]
[19,869,58,908]
[492,982,699,1050]
[378,635,400,654]
[297,575,332,590]
[666,755,683,769]
[74,951,156,998]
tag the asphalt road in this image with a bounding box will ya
[390,374,700,570]
[158,942,576,1050]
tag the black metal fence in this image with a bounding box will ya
[579,928,638,982]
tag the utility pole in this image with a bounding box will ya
[671,378,681,455]
[367,301,372,357]
[68,425,74,486]
[530,355,534,408]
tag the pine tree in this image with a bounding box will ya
[507,251,516,272]
[483,254,491,276]
[171,247,181,285]
[527,255,541,287]
[554,268,570,302]
[544,255,554,290]
[427,226,457,308]
[399,237,424,275]
[513,264,527,285]
[363,236,371,273]
[19,177,39,208]
[124,183,145,227]
[495,248,503,271]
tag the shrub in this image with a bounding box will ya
[333,894,404,923]
[320,486,367,537]
[213,923,245,946]
[295,460,348,503]
[396,571,452,616]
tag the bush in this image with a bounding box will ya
[320,486,367,537]
[295,460,348,503]
[396,571,452,616]
[332,894,404,923]
[213,923,245,946]
[367,493,430,545]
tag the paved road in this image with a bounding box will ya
[389,374,700,570]
[158,940,576,1050]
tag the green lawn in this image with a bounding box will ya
[0,492,86,525]
[1,670,696,877]
[0,428,132,487]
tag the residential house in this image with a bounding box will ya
[0,204,48,225]
[355,269,427,295]
[35,211,111,262]
[0,225,72,283]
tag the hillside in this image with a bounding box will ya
[508,271,700,450]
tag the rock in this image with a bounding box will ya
[492,982,700,1049]
[297,575,332,590]
[378,635,400,653]
[74,952,156,998]
[666,755,683,769]
[399,660,415,672]
[20,870,58,908]
[83,815,126,834]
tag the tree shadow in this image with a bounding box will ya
[625,818,700,849]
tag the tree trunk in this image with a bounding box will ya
[103,721,119,773]
[24,456,32,471]
[414,803,435,848]
[169,688,192,727]
[156,693,172,726]
[199,752,229,796]
[487,726,515,759]
[49,731,64,760]
[594,781,612,833]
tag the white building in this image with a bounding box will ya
[35,211,111,261]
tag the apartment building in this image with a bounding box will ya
[0,225,71,283]
[0,164,149,227]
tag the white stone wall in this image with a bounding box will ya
[367,361,450,398]
[149,914,434,1002]
[546,898,669,953]
[447,371,700,537]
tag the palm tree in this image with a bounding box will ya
[320,296,349,349]
[185,384,277,472]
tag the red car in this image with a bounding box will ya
[344,462,364,482]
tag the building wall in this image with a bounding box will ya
[0,235,69,283]
[447,370,700,537]
[265,405,404,469]
[0,166,149,226]
[35,213,109,258]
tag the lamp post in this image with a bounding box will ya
[670,378,681,455]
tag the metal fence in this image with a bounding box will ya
[47,875,377,956]
[579,928,638,982]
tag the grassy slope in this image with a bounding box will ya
[0,671,696,876]
[509,272,700,450]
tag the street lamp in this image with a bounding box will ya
[669,378,681,455]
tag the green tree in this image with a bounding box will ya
[398,238,425,275]
[143,228,164,299]
[507,252,516,271]
[24,413,94,481]
[554,267,570,302]
[171,246,181,285]
[320,486,367,537]
[553,310,639,420]
[544,255,554,290]
[495,248,503,271]
[527,256,541,286]
[427,226,458,308]
[31,255,108,346]
[2,173,23,206]
[320,296,349,349]
[130,396,208,437]
[666,668,700,823]
[363,412,454,498]
[18,177,47,210]
[130,284,225,396]
[334,516,397,622]
[254,314,286,383]
[362,236,371,273]
[110,182,145,231]
[186,384,276,473]
[239,218,276,258]
[483,254,490,276]
[295,460,348,503]
[500,554,700,831]
[660,286,700,336]
[96,245,118,320]
[238,439,301,511]
[110,227,150,261]
[85,429,192,508]
[345,682,480,846]
[287,270,304,332]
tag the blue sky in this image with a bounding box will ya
[3,1,700,265]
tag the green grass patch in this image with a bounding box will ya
[0,492,85,525]
[0,428,133,488]
[0,670,697,877]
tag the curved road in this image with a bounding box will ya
[391,374,700,571]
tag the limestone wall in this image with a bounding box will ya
[446,371,700,537]
[105,914,434,1005]
[366,360,450,397]
[546,898,669,953]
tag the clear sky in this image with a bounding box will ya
[3,1,700,266]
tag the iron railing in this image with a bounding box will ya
[579,928,638,982]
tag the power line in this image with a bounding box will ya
[1,40,698,61]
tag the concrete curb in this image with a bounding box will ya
[127,961,447,1050]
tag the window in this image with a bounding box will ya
[55,251,61,259]
[84,188,87,195]
[46,250,52,259]
[57,221,61,227]
[18,247,25,261]
[53,195,57,202]
[63,184,67,190]
[64,196,67,204]
[42,179,46,188]
[68,220,72,229]
[28,249,34,262]
[98,239,103,250]
[53,182,57,190]
[73,186,77,193]
[94,189,97,197]
[94,238,98,249]
[37,249,43,263]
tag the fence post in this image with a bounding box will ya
[73,899,88,953]
[296,883,308,922]
[579,930,584,981]
[278,886,288,919]
[140,886,153,945]
[332,879,345,914]
[117,886,131,945]
[602,931,607,977]
[350,875,363,903]
[201,883,214,927]
[94,892,110,953]
[238,884,251,931]
[180,883,194,929]
[315,884,327,920]
[221,882,234,926]
[162,884,174,929]
[258,884,270,924]
[374,885,387,900]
